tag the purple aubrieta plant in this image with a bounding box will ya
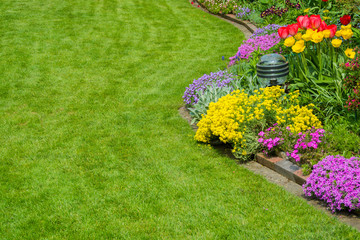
[303,155,360,212]
[251,24,282,38]
[183,70,235,105]
[235,6,253,20]
[228,33,280,66]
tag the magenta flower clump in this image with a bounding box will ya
[303,155,360,212]
[287,128,326,162]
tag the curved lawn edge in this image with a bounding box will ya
[192,0,257,34]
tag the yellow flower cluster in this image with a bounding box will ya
[285,104,322,133]
[283,24,354,55]
[345,48,356,59]
[291,40,305,53]
[336,24,353,40]
[302,29,324,43]
[194,86,322,155]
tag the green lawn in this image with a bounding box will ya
[0,0,359,239]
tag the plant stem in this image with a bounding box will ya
[301,52,308,81]
[329,40,334,72]
[356,110,358,121]
[318,43,322,80]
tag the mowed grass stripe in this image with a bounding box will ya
[0,0,358,239]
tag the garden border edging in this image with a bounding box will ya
[256,153,309,185]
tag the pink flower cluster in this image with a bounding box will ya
[287,128,326,162]
[258,125,327,164]
[303,155,360,212]
[258,124,284,155]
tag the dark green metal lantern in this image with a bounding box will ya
[256,54,289,87]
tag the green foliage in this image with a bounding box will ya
[188,71,265,124]
[324,118,360,157]
[189,83,234,124]
[352,28,360,51]
[301,164,312,176]
[335,0,360,15]
[285,41,349,121]
[248,10,264,25]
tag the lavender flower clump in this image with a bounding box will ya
[228,33,280,66]
[183,70,234,105]
[303,155,360,212]
[251,24,282,38]
[235,6,253,20]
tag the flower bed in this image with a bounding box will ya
[185,1,360,212]
[303,155,360,213]
[196,0,360,29]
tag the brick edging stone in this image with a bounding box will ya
[256,153,309,185]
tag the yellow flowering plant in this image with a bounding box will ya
[277,12,358,120]
[194,86,321,160]
[345,48,356,59]
[279,14,355,86]
[284,37,295,47]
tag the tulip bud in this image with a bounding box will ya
[309,15,321,29]
[288,23,300,36]
[318,21,327,31]
[340,15,351,26]
[297,15,310,29]
[278,26,289,39]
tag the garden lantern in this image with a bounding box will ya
[256,54,289,87]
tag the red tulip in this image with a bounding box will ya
[318,20,327,31]
[297,15,310,29]
[340,15,351,25]
[278,26,289,39]
[309,15,322,29]
[327,25,337,38]
[322,0,328,2]
[288,23,300,36]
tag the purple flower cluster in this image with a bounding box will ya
[235,6,252,19]
[258,124,284,154]
[260,6,288,18]
[228,33,280,66]
[303,155,360,212]
[251,24,282,38]
[183,70,234,105]
[287,128,326,162]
